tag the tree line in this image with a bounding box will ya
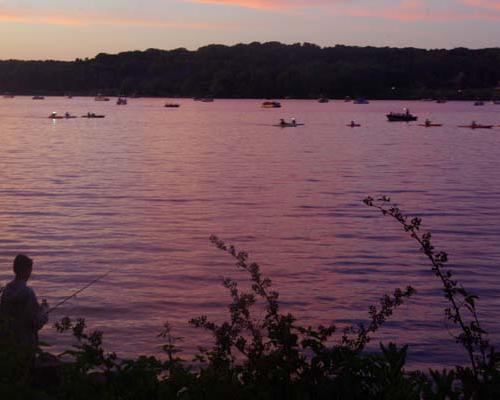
[1,42,500,99]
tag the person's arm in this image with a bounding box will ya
[26,288,48,331]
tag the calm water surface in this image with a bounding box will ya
[1,97,499,369]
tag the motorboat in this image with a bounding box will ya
[262,101,281,108]
[387,108,418,122]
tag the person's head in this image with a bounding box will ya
[13,254,33,281]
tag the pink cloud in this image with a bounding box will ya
[0,9,214,29]
[188,0,337,11]
[335,0,500,22]
[462,0,500,11]
[189,0,500,21]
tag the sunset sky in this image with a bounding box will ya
[1,0,500,60]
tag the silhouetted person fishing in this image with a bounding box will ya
[0,255,49,349]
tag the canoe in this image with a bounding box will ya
[273,123,304,127]
[458,125,493,129]
[418,124,443,127]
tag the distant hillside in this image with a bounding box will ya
[1,42,500,99]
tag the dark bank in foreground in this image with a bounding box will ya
[1,197,498,399]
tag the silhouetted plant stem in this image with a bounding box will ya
[363,196,489,382]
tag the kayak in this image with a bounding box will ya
[82,115,105,118]
[274,123,304,127]
[347,124,361,127]
[49,114,77,119]
[418,124,443,127]
[458,125,493,129]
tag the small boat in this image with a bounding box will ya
[387,108,418,122]
[3,93,14,98]
[49,112,64,119]
[95,94,110,101]
[492,100,500,105]
[82,113,105,118]
[458,122,493,129]
[262,101,281,108]
[353,97,369,104]
[344,96,352,102]
[274,123,304,127]
[116,97,127,105]
[436,99,447,104]
[164,103,180,108]
[32,96,45,100]
[318,97,329,103]
[274,119,303,127]
[474,100,484,106]
[418,119,442,127]
[347,121,361,127]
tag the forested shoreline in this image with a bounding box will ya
[1,42,500,99]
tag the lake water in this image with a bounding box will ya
[1,97,499,370]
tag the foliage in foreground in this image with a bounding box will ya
[1,196,499,399]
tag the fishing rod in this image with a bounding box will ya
[47,270,112,313]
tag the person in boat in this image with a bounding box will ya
[350,120,356,127]
[425,119,431,127]
[50,112,57,118]
[87,112,91,118]
[279,118,286,126]
[471,121,477,128]
[0,255,49,349]
[65,112,70,118]
[291,118,297,126]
